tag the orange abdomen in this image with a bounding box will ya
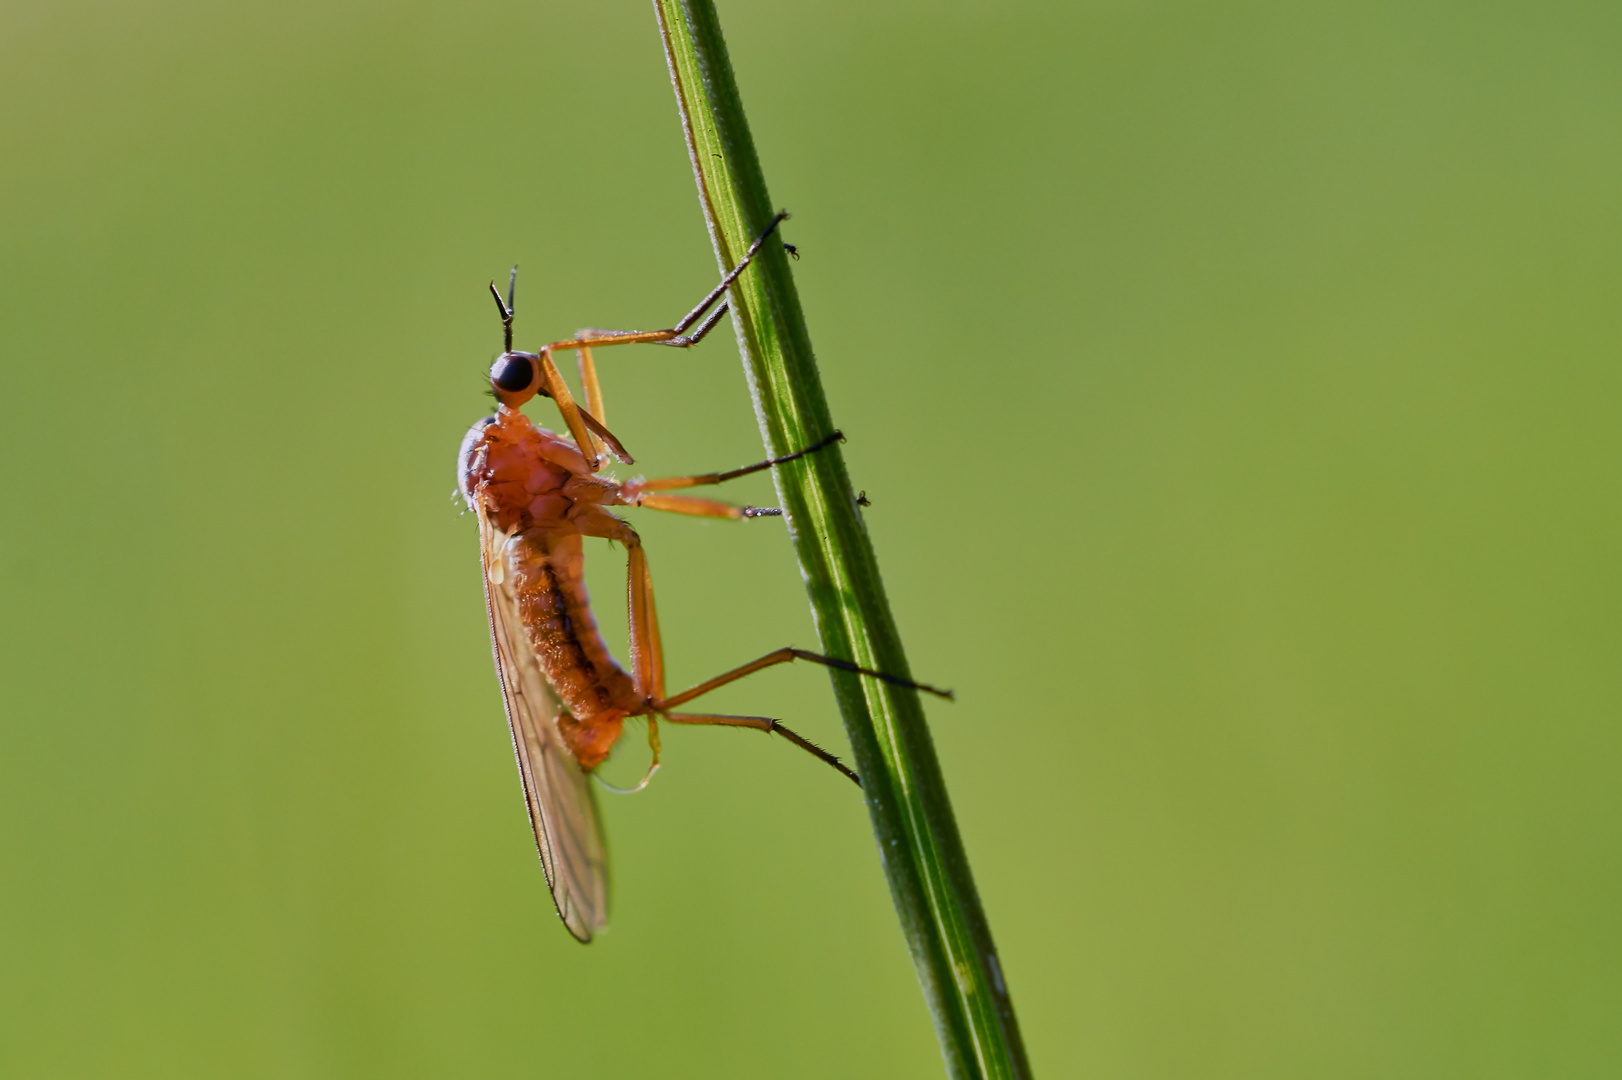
[502,527,636,768]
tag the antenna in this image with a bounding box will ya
[487,264,518,352]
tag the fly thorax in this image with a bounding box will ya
[461,408,576,531]
[456,416,496,510]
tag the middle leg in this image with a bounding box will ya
[619,430,844,521]
[631,430,844,493]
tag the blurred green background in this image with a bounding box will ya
[2,1,1619,1076]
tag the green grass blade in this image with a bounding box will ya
[652,4,1033,1077]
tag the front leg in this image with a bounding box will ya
[538,212,790,359]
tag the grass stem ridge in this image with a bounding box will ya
[653,4,1033,1076]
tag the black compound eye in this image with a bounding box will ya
[491,353,535,392]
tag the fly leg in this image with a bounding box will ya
[527,213,787,472]
[647,648,952,783]
[662,712,861,786]
[656,648,954,709]
[565,506,860,785]
[528,349,631,474]
[573,509,665,704]
[634,429,842,491]
[566,341,635,467]
[487,279,632,472]
[539,212,789,358]
[620,430,844,520]
[575,342,608,462]
[573,508,666,782]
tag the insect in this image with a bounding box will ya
[458,214,951,941]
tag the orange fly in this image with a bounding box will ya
[458,215,951,941]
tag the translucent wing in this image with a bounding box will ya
[478,510,610,942]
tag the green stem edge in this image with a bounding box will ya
[652,5,1032,1078]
